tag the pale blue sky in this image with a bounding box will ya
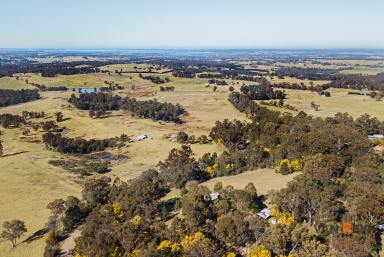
[1,0,383,49]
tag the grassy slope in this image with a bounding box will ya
[269,87,384,120]
[201,168,299,195]
[0,127,81,256]
[0,77,35,90]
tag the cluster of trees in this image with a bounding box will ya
[271,81,328,93]
[210,90,384,179]
[369,90,384,101]
[44,169,274,257]
[44,147,384,257]
[160,86,175,92]
[325,73,384,91]
[0,89,40,107]
[139,74,170,84]
[158,145,210,188]
[21,111,45,119]
[172,69,196,78]
[208,79,228,85]
[44,197,89,256]
[120,98,185,123]
[42,132,126,154]
[259,99,298,111]
[176,131,211,144]
[240,84,286,100]
[68,93,121,111]
[103,80,124,91]
[30,83,68,92]
[0,113,25,128]
[69,93,185,123]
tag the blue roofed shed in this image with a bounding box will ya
[72,88,101,93]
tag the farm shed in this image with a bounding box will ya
[210,192,220,201]
[72,88,101,93]
[368,134,384,139]
[136,134,148,141]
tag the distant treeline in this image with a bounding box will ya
[0,60,133,77]
[272,67,340,80]
[68,93,185,123]
[0,89,40,107]
[172,68,196,78]
[199,71,268,82]
[271,82,328,92]
[325,73,384,91]
[273,67,384,91]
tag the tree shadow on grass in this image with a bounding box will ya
[1,151,29,157]
[22,228,49,244]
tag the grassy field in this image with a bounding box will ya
[340,66,384,75]
[0,127,81,257]
[162,169,298,209]
[201,168,298,195]
[268,75,330,86]
[0,77,35,90]
[270,88,384,120]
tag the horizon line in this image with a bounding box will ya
[1,47,384,51]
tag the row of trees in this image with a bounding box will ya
[139,74,170,84]
[208,79,228,85]
[240,84,286,100]
[42,132,126,154]
[29,83,68,92]
[271,81,328,93]
[69,93,186,123]
[0,89,40,107]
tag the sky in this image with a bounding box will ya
[1,0,383,49]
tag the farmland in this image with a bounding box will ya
[0,51,384,257]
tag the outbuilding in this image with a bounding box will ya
[136,134,148,141]
[368,134,384,139]
[72,88,101,93]
[257,208,272,219]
